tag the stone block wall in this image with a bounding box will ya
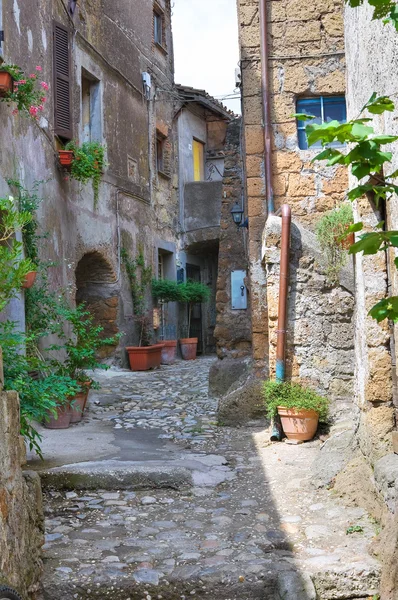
[237,0,349,373]
[0,387,44,597]
[263,215,355,422]
[214,118,252,362]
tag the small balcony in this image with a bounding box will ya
[184,180,222,248]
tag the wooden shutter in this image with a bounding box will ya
[53,21,72,139]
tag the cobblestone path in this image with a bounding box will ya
[38,358,380,600]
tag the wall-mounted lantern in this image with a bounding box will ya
[230,202,248,229]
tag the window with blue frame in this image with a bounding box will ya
[296,96,346,150]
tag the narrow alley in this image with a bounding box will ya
[30,359,379,600]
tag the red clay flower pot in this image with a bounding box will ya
[161,340,177,365]
[69,391,87,424]
[43,405,71,429]
[126,344,165,371]
[22,271,37,289]
[0,72,13,97]
[58,150,74,170]
[277,406,319,441]
[179,338,198,361]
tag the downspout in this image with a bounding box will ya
[276,204,291,382]
[259,0,274,215]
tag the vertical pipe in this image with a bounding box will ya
[259,0,274,215]
[276,204,291,382]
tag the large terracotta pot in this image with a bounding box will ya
[126,344,164,371]
[0,72,13,97]
[44,405,71,429]
[22,271,37,289]
[69,392,87,424]
[277,406,319,441]
[161,340,177,365]
[179,337,198,361]
[58,150,74,169]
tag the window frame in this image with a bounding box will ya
[296,96,346,150]
[192,138,205,181]
[156,132,165,173]
[154,10,164,47]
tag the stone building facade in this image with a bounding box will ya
[215,0,356,422]
[0,1,231,362]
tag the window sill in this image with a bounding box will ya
[154,42,168,55]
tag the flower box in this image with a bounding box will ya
[126,344,165,371]
[0,72,13,97]
[58,150,74,170]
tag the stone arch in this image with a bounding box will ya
[75,251,119,357]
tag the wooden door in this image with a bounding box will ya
[193,139,205,181]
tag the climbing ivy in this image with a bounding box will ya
[121,247,152,316]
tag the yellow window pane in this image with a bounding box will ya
[193,139,204,181]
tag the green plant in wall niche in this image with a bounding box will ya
[316,204,354,285]
[64,140,106,207]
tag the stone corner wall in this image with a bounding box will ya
[262,214,355,424]
[0,388,44,598]
[214,118,252,362]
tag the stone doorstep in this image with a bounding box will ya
[39,457,235,491]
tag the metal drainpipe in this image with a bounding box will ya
[276,204,291,382]
[270,204,291,441]
[259,0,274,215]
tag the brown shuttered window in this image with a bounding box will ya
[53,21,72,139]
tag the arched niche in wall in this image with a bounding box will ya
[75,251,119,357]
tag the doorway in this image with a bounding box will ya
[186,263,203,354]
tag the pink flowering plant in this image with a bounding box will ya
[0,64,48,119]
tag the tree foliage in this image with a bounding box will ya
[345,0,398,30]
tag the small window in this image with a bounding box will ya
[296,96,346,150]
[0,0,3,57]
[81,70,102,143]
[154,11,163,46]
[156,133,165,172]
[193,139,205,181]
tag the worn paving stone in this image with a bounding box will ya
[41,358,381,600]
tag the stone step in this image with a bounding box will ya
[39,456,235,491]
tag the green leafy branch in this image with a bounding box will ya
[345,0,398,30]
[296,93,398,322]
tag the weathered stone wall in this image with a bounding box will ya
[344,3,397,468]
[237,0,349,373]
[263,215,355,423]
[214,118,252,361]
[0,387,44,597]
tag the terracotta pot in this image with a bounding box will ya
[161,340,177,365]
[22,271,37,289]
[58,150,74,169]
[334,229,355,250]
[126,344,165,371]
[277,406,319,441]
[0,72,13,97]
[43,405,71,429]
[179,338,198,361]
[69,391,87,424]
[80,381,92,408]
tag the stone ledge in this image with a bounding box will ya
[374,453,398,513]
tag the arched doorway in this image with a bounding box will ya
[75,252,119,357]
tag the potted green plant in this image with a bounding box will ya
[263,380,329,441]
[126,312,165,371]
[64,140,106,207]
[0,64,48,117]
[315,203,354,284]
[152,277,181,364]
[178,280,210,360]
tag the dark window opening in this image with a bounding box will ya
[154,11,163,46]
[296,96,346,150]
[156,134,165,173]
